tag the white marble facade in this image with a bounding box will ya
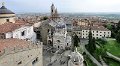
[52,19,72,49]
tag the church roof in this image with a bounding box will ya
[0,5,15,14]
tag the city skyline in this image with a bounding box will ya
[1,0,120,13]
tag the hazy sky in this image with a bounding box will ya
[1,0,120,13]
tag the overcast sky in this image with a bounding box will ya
[1,0,120,13]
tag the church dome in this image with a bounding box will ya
[0,5,15,14]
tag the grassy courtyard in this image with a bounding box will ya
[104,39,120,57]
[96,39,120,66]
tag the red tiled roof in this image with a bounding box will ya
[80,25,110,31]
[0,21,31,33]
[0,22,21,33]
[0,38,30,52]
[15,20,27,25]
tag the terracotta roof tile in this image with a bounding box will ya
[81,26,110,31]
[0,21,31,33]
[0,38,30,52]
[0,22,20,33]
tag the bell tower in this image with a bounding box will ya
[51,3,55,18]
[50,3,59,20]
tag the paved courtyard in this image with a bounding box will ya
[43,45,71,66]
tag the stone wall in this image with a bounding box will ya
[0,42,43,66]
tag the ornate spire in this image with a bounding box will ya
[2,2,5,6]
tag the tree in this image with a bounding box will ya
[88,30,92,45]
[116,31,120,43]
[72,33,80,51]
[42,16,48,20]
[115,21,120,42]
[92,38,96,51]
[87,31,96,53]
[73,34,79,47]
[116,21,120,31]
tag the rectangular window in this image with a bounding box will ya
[104,32,106,34]
[96,31,98,33]
[104,35,105,37]
[96,34,98,36]
[96,37,98,39]
[21,31,25,36]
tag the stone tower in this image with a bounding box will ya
[50,3,59,20]
[51,3,55,17]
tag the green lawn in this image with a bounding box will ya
[84,55,96,66]
[104,57,120,66]
[104,40,120,57]
[96,39,120,66]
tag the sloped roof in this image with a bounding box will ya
[0,6,15,14]
[81,26,110,31]
[0,21,29,33]
[0,38,30,52]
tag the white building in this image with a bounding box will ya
[73,26,111,39]
[0,3,36,42]
[0,22,36,42]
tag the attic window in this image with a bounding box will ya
[6,19,9,22]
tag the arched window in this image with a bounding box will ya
[58,46,59,48]
[67,43,68,46]
[57,40,60,43]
